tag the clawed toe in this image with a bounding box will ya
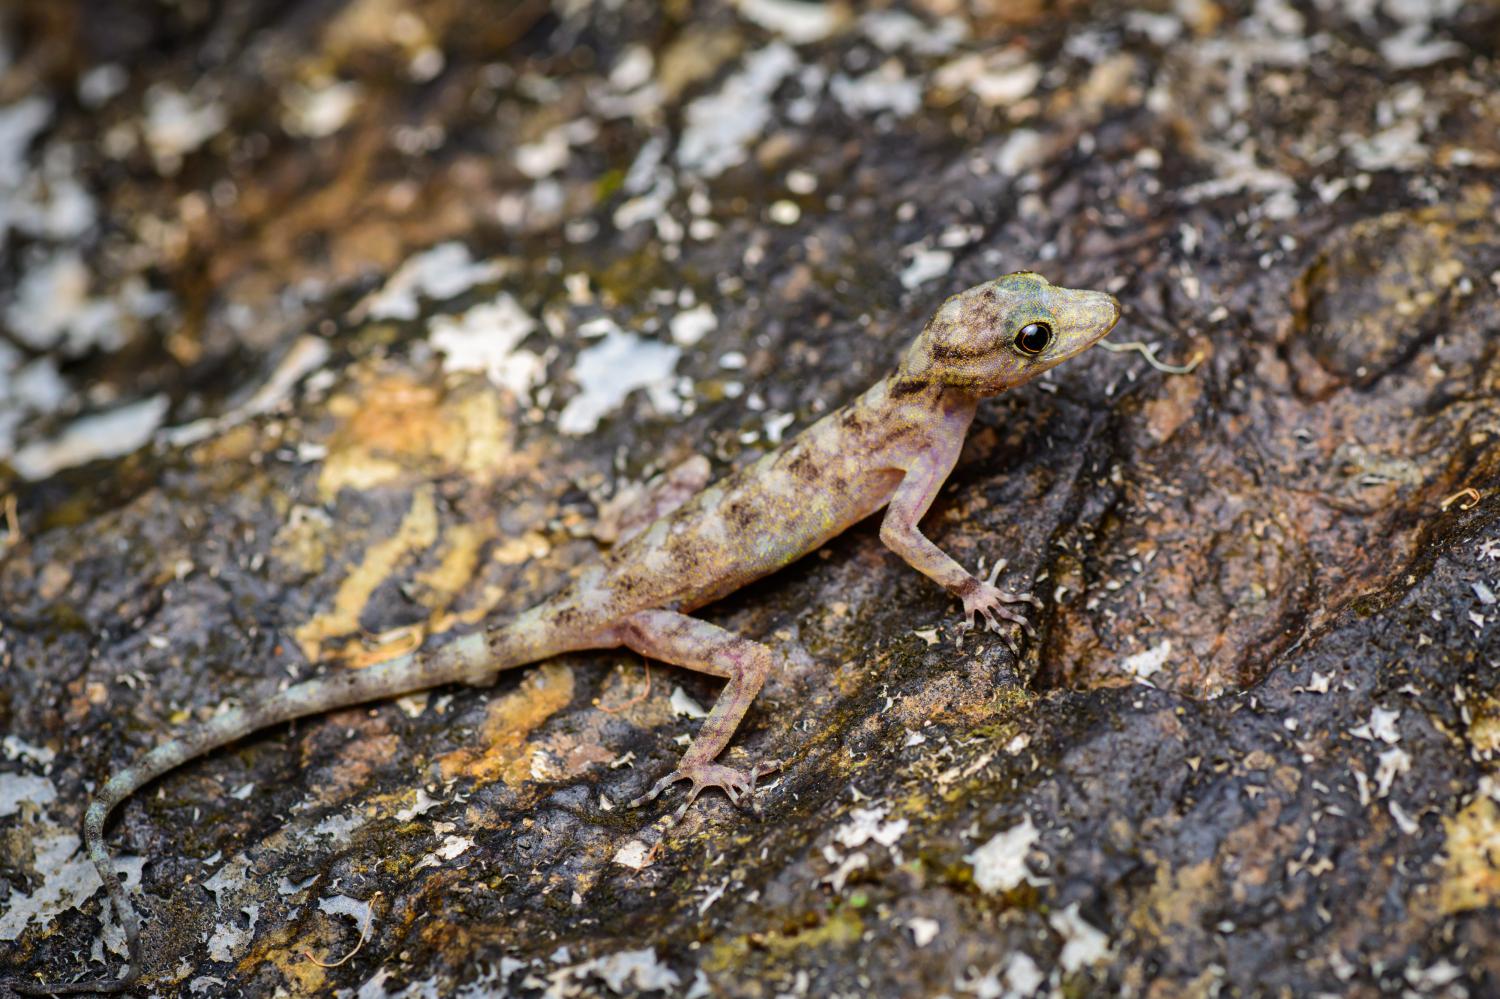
[630,760,774,822]
[977,604,1034,637]
[751,758,781,780]
[962,578,1041,643]
[628,770,688,808]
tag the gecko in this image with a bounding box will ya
[11,272,1120,996]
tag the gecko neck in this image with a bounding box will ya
[879,371,981,415]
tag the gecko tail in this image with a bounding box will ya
[10,632,508,996]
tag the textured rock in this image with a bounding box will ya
[2,1,1498,996]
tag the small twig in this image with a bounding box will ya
[1440,487,1481,512]
[301,892,382,969]
[1,493,18,547]
[644,829,669,866]
[1099,339,1204,375]
[596,661,652,714]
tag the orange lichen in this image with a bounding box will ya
[438,663,575,785]
[293,486,440,661]
[1438,797,1500,915]
[315,372,534,501]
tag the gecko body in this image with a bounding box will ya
[15,272,1119,995]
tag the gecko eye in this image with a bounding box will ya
[1014,322,1052,356]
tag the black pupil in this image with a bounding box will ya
[1017,323,1051,354]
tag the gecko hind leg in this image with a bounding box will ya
[607,610,779,823]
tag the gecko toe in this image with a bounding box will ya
[629,770,689,808]
[635,761,769,818]
[752,759,782,779]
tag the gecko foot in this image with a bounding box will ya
[961,581,1039,638]
[630,760,779,823]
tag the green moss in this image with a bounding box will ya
[39,494,94,531]
[595,168,625,201]
[44,603,90,633]
[704,904,866,972]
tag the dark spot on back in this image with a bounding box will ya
[668,537,703,572]
[725,499,756,530]
[786,450,819,481]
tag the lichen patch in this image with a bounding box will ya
[437,662,575,785]
[1437,796,1500,916]
[292,485,438,660]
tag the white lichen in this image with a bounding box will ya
[428,292,544,402]
[1049,902,1113,971]
[677,44,799,178]
[1121,639,1172,680]
[11,394,170,481]
[557,328,681,436]
[358,242,504,322]
[966,815,1039,894]
[142,85,228,173]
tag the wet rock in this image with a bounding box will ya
[2,2,1498,997]
[1291,198,1499,392]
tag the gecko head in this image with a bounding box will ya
[897,272,1120,395]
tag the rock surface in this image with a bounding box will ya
[2,1,1498,996]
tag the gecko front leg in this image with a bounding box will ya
[878,446,1041,637]
[606,609,778,821]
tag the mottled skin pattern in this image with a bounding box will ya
[14,273,1119,996]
